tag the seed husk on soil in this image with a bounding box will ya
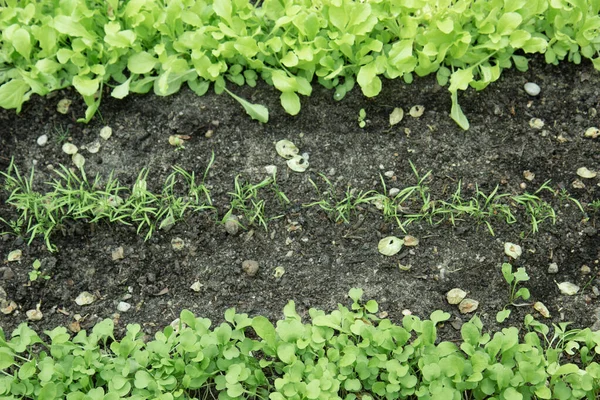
[504,242,522,259]
[577,167,597,179]
[378,236,403,256]
[557,282,580,295]
[276,140,299,159]
[458,298,479,314]
[446,288,467,305]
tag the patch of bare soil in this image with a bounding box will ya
[0,58,599,340]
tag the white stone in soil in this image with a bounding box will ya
[117,301,131,312]
[100,126,112,140]
[37,135,48,146]
[524,82,541,96]
[62,142,78,155]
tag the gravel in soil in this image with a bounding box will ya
[0,58,599,340]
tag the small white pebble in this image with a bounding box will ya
[100,126,112,140]
[37,134,48,146]
[384,171,395,178]
[117,302,131,312]
[524,82,541,96]
[389,188,400,197]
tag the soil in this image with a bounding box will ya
[0,57,599,343]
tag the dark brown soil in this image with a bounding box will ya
[1,58,599,341]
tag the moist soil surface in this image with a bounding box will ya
[1,58,599,342]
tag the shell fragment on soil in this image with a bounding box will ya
[504,242,522,259]
[577,167,597,179]
[584,127,599,139]
[0,300,17,315]
[75,291,96,306]
[557,282,579,295]
[26,307,43,321]
[378,236,404,256]
[62,143,78,155]
[276,140,299,159]
[389,108,404,126]
[446,288,467,305]
[403,235,419,247]
[72,153,85,169]
[458,298,479,314]
[287,155,309,172]
[533,301,551,318]
[409,105,425,118]
[100,126,112,140]
[7,249,21,262]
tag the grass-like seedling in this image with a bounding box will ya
[305,173,377,224]
[222,173,289,230]
[0,159,215,251]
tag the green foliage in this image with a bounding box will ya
[1,0,599,127]
[497,263,531,323]
[1,289,599,399]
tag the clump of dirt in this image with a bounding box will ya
[0,58,599,340]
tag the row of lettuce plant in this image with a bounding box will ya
[0,289,599,399]
[1,0,600,128]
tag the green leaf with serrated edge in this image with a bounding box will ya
[430,310,451,325]
[252,316,276,348]
[280,91,300,115]
[450,91,469,130]
[224,88,268,123]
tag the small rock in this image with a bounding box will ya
[524,82,541,96]
[389,108,404,126]
[0,267,15,280]
[37,135,48,146]
[57,99,72,114]
[117,302,131,312]
[388,188,400,197]
[265,165,277,175]
[572,179,586,189]
[112,246,124,260]
[547,262,559,274]
[384,170,395,178]
[171,237,185,250]
[224,215,240,235]
[242,260,259,276]
[581,265,591,274]
[72,153,85,169]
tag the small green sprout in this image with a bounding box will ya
[358,108,366,128]
[497,263,531,323]
[28,259,50,282]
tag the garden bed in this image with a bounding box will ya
[0,57,599,343]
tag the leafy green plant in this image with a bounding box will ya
[27,259,49,282]
[357,108,366,128]
[1,0,599,128]
[1,288,599,399]
[497,263,531,323]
